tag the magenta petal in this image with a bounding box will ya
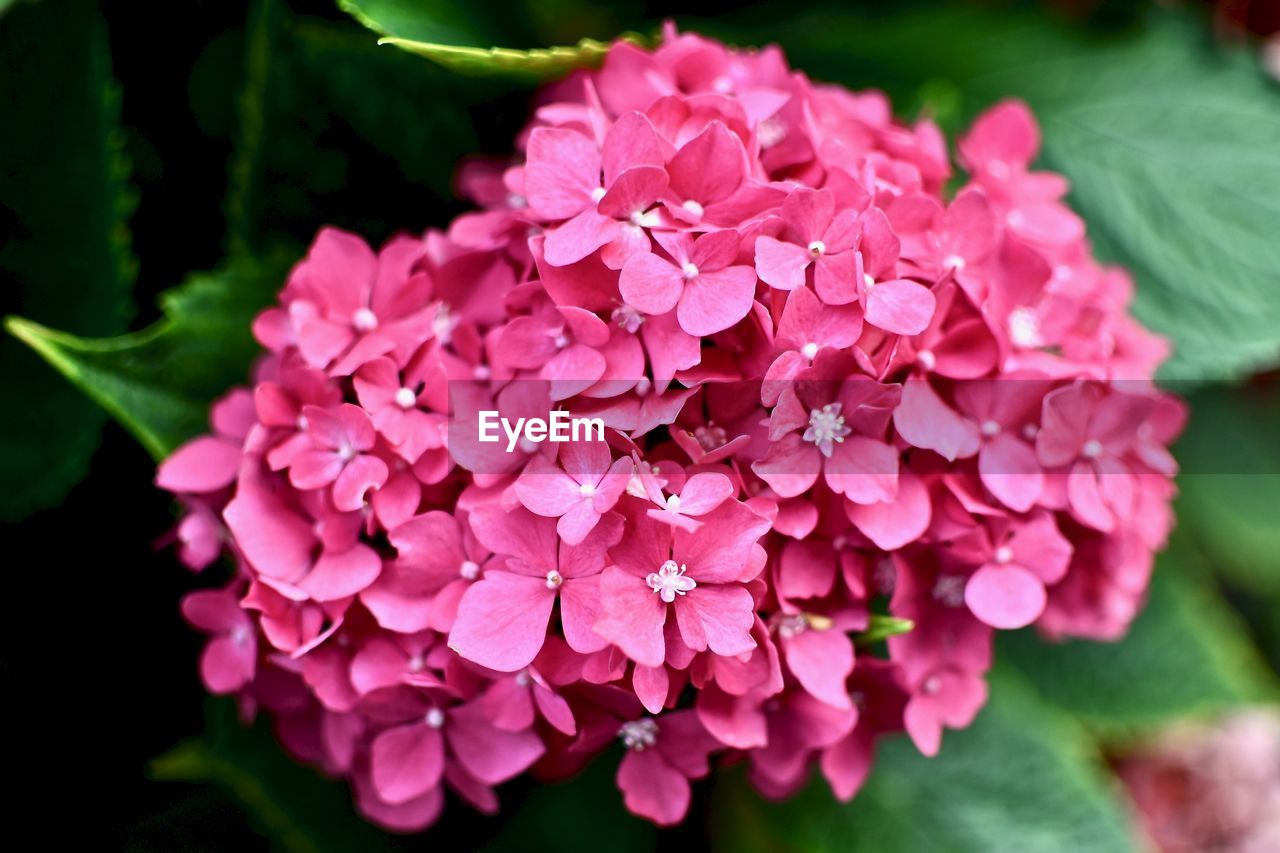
[824,436,898,505]
[785,629,854,709]
[446,706,545,784]
[676,265,757,336]
[964,563,1046,629]
[673,584,756,657]
[559,575,609,654]
[157,437,241,493]
[371,723,445,805]
[845,470,931,550]
[333,454,389,511]
[300,543,382,601]
[617,747,691,826]
[979,433,1043,512]
[894,380,981,462]
[515,458,586,517]
[754,235,811,291]
[865,279,935,335]
[633,664,670,714]
[619,252,684,316]
[594,567,668,667]
[449,572,555,671]
[200,635,255,694]
[544,209,618,267]
[525,127,600,219]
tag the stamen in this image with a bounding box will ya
[646,560,696,603]
[802,403,852,458]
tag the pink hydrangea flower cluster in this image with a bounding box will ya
[156,27,1184,830]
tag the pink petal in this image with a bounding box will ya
[754,235,811,291]
[785,629,854,709]
[667,121,745,204]
[333,454,389,512]
[619,252,684,315]
[845,470,931,550]
[157,437,241,493]
[544,209,618,267]
[617,746,690,826]
[446,706,545,784]
[300,543,382,601]
[633,664,670,714]
[673,584,756,657]
[524,128,600,219]
[964,563,1046,629]
[677,265,757,336]
[594,567,668,667]
[979,433,1043,512]
[200,635,255,694]
[824,436,898,505]
[448,571,555,671]
[371,723,445,805]
[865,279,936,335]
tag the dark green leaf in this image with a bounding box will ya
[6,254,291,460]
[1001,537,1278,737]
[0,0,137,519]
[150,700,396,853]
[712,668,1132,853]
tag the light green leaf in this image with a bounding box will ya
[1000,537,1278,738]
[0,0,138,519]
[339,0,639,80]
[376,36,621,79]
[6,255,291,460]
[712,667,1132,853]
[854,614,914,646]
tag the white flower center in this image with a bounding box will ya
[1022,423,1039,441]
[460,560,480,580]
[808,240,826,256]
[424,708,445,728]
[553,333,569,349]
[695,423,726,450]
[1082,439,1103,459]
[981,420,1001,438]
[917,349,937,370]
[681,199,704,218]
[994,545,1014,564]
[352,307,378,332]
[473,364,491,380]
[590,187,607,203]
[546,569,564,589]
[863,273,876,289]
[336,443,356,462]
[681,262,699,280]
[944,254,966,271]
[646,559,696,603]
[801,342,819,360]
[933,574,966,607]
[394,387,417,409]
[618,718,658,751]
[803,403,852,458]
[776,613,808,639]
[664,494,681,513]
[579,482,597,498]
[630,209,660,228]
[612,304,645,333]
[1008,307,1042,347]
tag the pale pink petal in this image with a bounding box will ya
[448,572,556,672]
[964,563,1046,629]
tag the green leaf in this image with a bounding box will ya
[1000,536,1278,737]
[339,0,639,81]
[481,751,657,853]
[854,614,914,646]
[6,254,291,460]
[376,36,622,79]
[1173,386,1280,597]
[704,3,1280,382]
[151,700,395,853]
[712,667,1132,853]
[0,0,138,519]
[225,1,483,253]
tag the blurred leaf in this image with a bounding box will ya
[339,0,637,81]
[712,668,1131,853]
[0,0,137,520]
[704,2,1280,382]
[1174,385,1280,597]
[151,700,394,853]
[6,254,291,460]
[481,753,657,853]
[1000,537,1278,737]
